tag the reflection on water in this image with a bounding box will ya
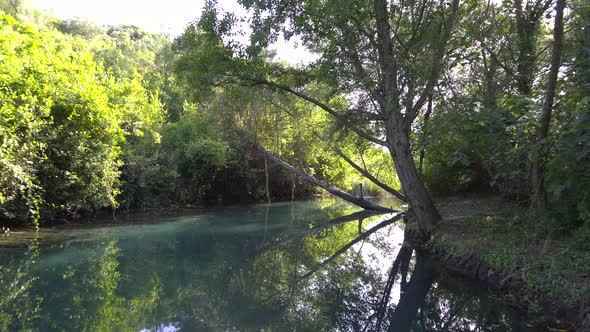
[0,199,538,331]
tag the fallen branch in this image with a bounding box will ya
[258,145,394,212]
[333,147,407,202]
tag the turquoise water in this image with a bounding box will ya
[0,200,538,331]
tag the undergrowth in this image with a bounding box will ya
[428,206,590,328]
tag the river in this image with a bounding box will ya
[0,199,541,331]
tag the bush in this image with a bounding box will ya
[546,110,590,234]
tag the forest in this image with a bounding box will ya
[0,0,406,225]
[1,0,588,235]
[0,0,589,329]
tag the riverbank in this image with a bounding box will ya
[417,196,589,331]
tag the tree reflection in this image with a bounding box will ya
[242,209,531,332]
[0,235,41,330]
[0,202,533,331]
[79,240,162,331]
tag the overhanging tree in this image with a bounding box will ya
[175,0,462,234]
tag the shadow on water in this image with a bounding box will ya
[0,199,541,331]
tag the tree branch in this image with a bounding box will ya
[249,78,388,146]
[258,145,394,212]
[333,147,407,201]
[374,0,399,108]
[341,44,385,106]
[404,0,459,126]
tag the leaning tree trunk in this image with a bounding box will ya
[388,123,440,235]
[258,146,395,212]
[418,95,433,176]
[532,0,566,209]
[264,154,271,204]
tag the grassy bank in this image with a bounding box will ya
[418,196,590,330]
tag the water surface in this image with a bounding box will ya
[0,199,539,331]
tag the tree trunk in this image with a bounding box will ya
[388,251,437,332]
[512,0,553,121]
[418,95,433,176]
[264,154,271,204]
[532,0,566,208]
[387,122,440,234]
[514,0,536,97]
[258,146,395,212]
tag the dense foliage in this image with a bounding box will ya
[0,4,395,225]
[417,0,589,238]
[170,0,589,238]
[0,0,589,243]
[0,14,128,223]
[1,2,589,329]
